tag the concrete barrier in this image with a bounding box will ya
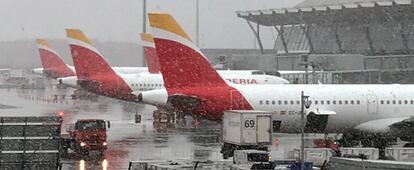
[340,147,379,160]
[385,148,414,162]
[293,148,332,166]
[329,157,414,170]
[128,160,232,170]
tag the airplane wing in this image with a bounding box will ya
[340,117,414,147]
[354,117,411,133]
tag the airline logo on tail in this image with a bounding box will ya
[36,38,75,78]
[66,28,114,79]
[140,33,160,74]
[148,12,228,89]
[66,28,133,99]
[146,12,252,119]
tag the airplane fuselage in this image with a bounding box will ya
[140,84,414,133]
[237,84,414,132]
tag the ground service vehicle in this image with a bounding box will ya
[221,110,272,159]
[61,119,110,157]
[233,150,271,164]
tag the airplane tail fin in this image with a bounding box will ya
[65,28,118,80]
[140,33,160,74]
[148,12,227,89]
[65,28,132,98]
[36,39,75,78]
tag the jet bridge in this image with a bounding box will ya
[0,116,62,169]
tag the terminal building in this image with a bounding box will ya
[206,0,414,84]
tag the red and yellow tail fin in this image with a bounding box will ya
[65,28,116,80]
[140,33,160,74]
[36,38,75,78]
[65,28,132,97]
[148,12,227,89]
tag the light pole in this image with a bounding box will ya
[301,91,310,170]
[142,0,147,66]
[195,0,200,46]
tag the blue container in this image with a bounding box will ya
[289,161,313,170]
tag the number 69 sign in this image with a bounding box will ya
[244,119,255,129]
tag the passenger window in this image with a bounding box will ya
[314,100,318,105]
[393,100,396,104]
[405,100,408,104]
[338,100,342,104]
[351,100,354,104]
[380,100,384,104]
[333,100,336,105]
[387,100,390,104]
[272,100,275,105]
[411,100,414,104]
[399,100,402,104]
[326,100,330,105]
[139,84,142,87]
[320,100,324,105]
[266,100,269,105]
[357,100,360,104]
[296,101,300,105]
[278,100,282,105]
[259,100,263,105]
[290,100,294,105]
[345,100,348,104]
[284,101,288,105]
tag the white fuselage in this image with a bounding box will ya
[60,71,289,90]
[122,71,289,91]
[33,66,149,76]
[234,84,414,132]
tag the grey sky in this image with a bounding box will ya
[2,0,302,49]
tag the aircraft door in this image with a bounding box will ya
[366,94,378,114]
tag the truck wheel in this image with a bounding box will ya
[60,147,69,158]
[221,143,234,159]
[97,150,105,157]
[83,150,89,156]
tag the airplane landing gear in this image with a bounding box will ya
[153,108,175,133]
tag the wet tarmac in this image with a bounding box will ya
[0,78,326,170]
[0,84,224,169]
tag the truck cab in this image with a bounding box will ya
[64,119,110,156]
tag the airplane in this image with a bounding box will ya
[141,33,160,74]
[137,12,414,145]
[64,29,289,101]
[33,38,150,79]
[34,39,75,78]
